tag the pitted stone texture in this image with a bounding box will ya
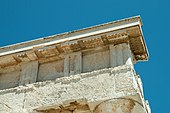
[94,98,146,113]
[0,16,150,113]
[115,71,137,93]
[0,65,145,113]
[0,90,25,113]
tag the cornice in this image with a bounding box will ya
[0,16,148,68]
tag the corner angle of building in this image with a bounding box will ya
[0,16,151,113]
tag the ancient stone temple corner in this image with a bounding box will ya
[0,16,151,113]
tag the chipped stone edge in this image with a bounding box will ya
[0,64,134,95]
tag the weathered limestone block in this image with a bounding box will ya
[0,70,20,90]
[0,65,147,113]
[109,45,117,67]
[0,88,25,113]
[94,98,146,113]
[82,50,110,72]
[122,43,133,66]
[37,60,64,82]
[110,43,133,68]
[116,44,124,66]
[114,69,138,93]
[64,52,82,76]
[19,61,39,85]
[0,16,150,113]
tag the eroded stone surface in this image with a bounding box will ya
[0,16,150,113]
[94,99,145,113]
[0,65,147,113]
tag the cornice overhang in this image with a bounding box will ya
[0,16,148,68]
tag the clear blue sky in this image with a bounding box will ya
[0,0,169,112]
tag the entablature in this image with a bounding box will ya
[0,16,148,68]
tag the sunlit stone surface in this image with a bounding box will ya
[0,16,151,113]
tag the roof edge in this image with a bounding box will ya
[0,16,144,57]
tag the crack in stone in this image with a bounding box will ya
[0,103,12,109]
[22,90,26,109]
